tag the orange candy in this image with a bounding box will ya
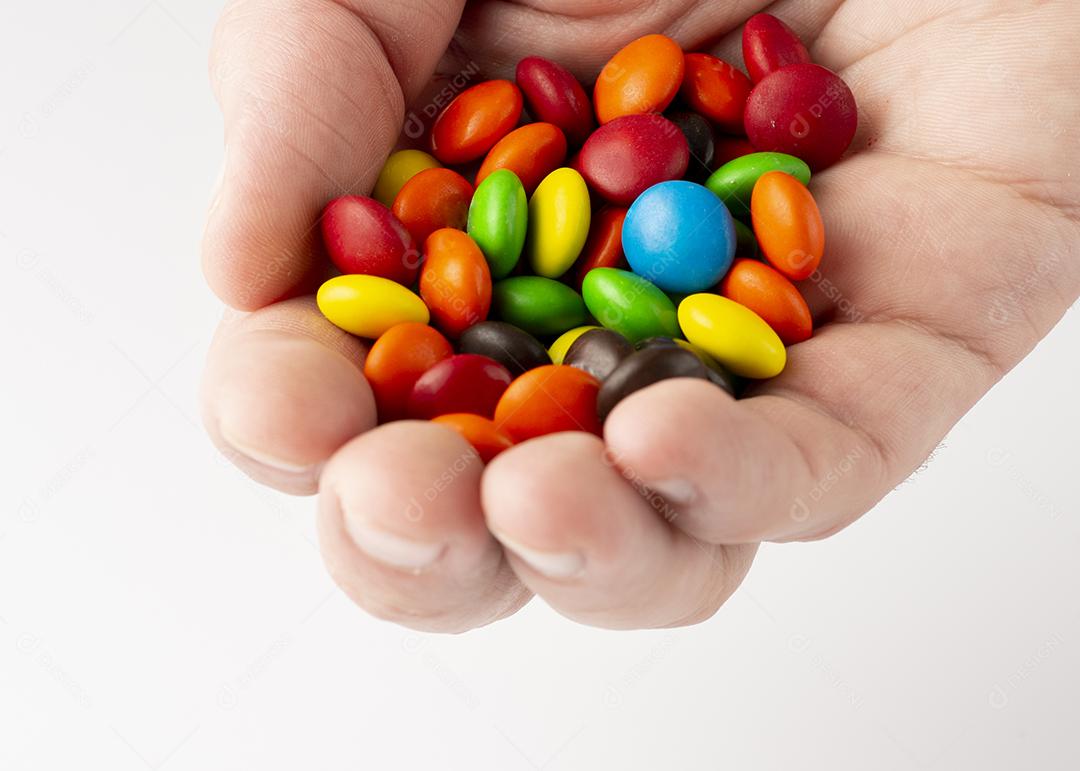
[594,34,685,124]
[363,323,453,422]
[572,207,628,289]
[391,168,474,247]
[719,258,813,345]
[751,171,825,281]
[494,365,602,442]
[431,413,515,463]
[476,123,568,195]
[681,53,753,135]
[419,229,492,338]
[430,80,524,165]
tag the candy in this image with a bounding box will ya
[744,63,858,171]
[680,54,753,134]
[705,152,811,220]
[742,14,812,84]
[419,229,492,338]
[317,275,429,338]
[491,276,588,336]
[622,181,737,293]
[407,354,513,419]
[372,149,441,207]
[549,325,601,365]
[579,114,690,205]
[581,267,679,343]
[713,136,757,167]
[526,167,591,278]
[468,169,528,279]
[364,323,453,421]
[516,57,594,147]
[391,168,473,247]
[678,293,786,378]
[563,328,634,381]
[494,365,602,441]
[665,111,715,180]
[476,123,568,195]
[751,171,824,281]
[597,346,710,421]
[733,219,760,257]
[719,258,812,344]
[458,321,551,377]
[594,34,685,124]
[572,206,628,289]
[636,337,738,396]
[321,196,419,284]
[430,80,524,165]
[431,413,515,463]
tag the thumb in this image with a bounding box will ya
[202,0,465,310]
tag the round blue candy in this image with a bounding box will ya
[622,181,736,293]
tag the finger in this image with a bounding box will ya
[318,422,531,633]
[482,432,757,629]
[203,0,465,310]
[200,297,375,495]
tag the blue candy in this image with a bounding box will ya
[622,181,736,293]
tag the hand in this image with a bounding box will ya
[200,0,1080,632]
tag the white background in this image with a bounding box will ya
[1,2,1078,769]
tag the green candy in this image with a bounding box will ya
[468,169,528,279]
[581,268,679,343]
[732,219,759,257]
[705,152,811,219]
[492,277,587,337]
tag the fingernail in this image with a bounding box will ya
[219,424,314,474]
[344,518,445,573]
[494,533,585,580]
[648,478,697,506]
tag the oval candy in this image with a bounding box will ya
[468,169,528,279]
[582,267,679,343]
[597,346,710,421]
[419,229,492,338]
[635,336,738,397]
[594,34,685,124]
[373,149,441,207]
[516,57,595,147]
[572,206,628,289]
[713,135,758,168]
[321,196,420,284]
[407,354,513,419]
[392,167,473,247]
[317,274,429,338]
[491,276,588,336]
[549,325,601,365]
[680,53,752,134]
[431,413,515,463]
[742,14,812,85]
[665,111,715,181]
[719,258,812,345]
[563,328,634,381]
[579,114,690,205]
[364,323,453,422]
[458,321,552,377]
[751,171,824,281]
[705,152,811,220]
[495,365,602,441]
[678,293,786,379]
[526,168,591,278]
[430,80,524,165]
[477,122,568,195]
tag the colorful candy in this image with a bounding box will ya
[468,169,528,279]
[431,413,515,463]
[666,111,715,180]
[751,171,824,281]
[317,275,429,338]
[516,56,595,147]
[678,294,786,379]
[705,151,811,219]
[526,168,592,278]
[572,206,628,289]
[458,321,551,377]
[594,34,685,124]
[494,365,602,441]
[364,323,453,421]
[597,346,710,421]
[548,325,601,365]
[579,114,690,205]
[407,354,513,420]
[491,276,588,336]
[431,80,524,165]
[321,196,419,285]
[720,258,813,345]
[742,13,812,84]
[391,168,473,247]
[477,123,568,195]
[372,149,441,207]
[419,229,492,338]
[680,54,752,134]
[563,328,634,381]
[581,268,679,343]
[636,337,738,396]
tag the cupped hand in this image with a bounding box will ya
[200,0,1080,632]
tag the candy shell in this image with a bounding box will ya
[665,111,715,180]
[476,123,568,194]
[597,346,710,421]
[364,323,453,421]
[581,268,679,343]
[317,275,429,338]
[372,149,441,207]
[516,57,595,146]
[680,54,752,134]
[579,114,689,205]
[419,229,492,338]
[491,276,588,336]
[751,171,824,281]
[572,206,628,289]
[431,80,524,165]
[468,169,528,279]
[458,321,551,377]
[705,152,811,220]
[392,167,473,247]
[594,34,685,124]
[742,14,812,84]
[678,293,786,378]
[321,196,420,284]
[407,354,513,419]
[526,168,591,278]
[563,328,634,381]
[495,365,602,440]
[431,414,515,463]
[719,258,812,344]
[549,325,601,365]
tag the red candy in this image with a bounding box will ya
[742,14,812,84]
[579,114,689,205]
[364,323,454,422]
[680,53,752,135]
[744,63,858,171]
[494,365,602,441]
[419,229,492,338]
[516,57,595,147]
[572,207,628,289]
[712,136,757,167]
[431,413,515,463]
[321,196,419,285]
[430,80,524,165]
[407,354,513,419]
[391,168,473,247]
[476,123,568,195]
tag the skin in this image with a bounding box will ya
[201,0,1080,632]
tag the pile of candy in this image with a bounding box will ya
[315,15,857,461]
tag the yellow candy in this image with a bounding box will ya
[372,150,441,207]
[526,168,591,278]
[317,275,429,338]
[548,325,600,364]
[678,294,786,379]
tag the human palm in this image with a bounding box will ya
[201,0,1080,631]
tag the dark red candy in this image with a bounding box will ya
[407,354,513,419]
[744,63,858,171]
[579,114,690,205]
[712,135,757,168]
[665,111,715,180]
[742,14,812,84]
[321,196,420,285]
[516,56,595,147]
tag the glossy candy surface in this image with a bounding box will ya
[548,325,601,364]
[713,136,757,168]
[666,111,715,180]
[597,346,710,421]
[572,206,628,289]
[321,196,419,284]
[392,168,473,247]
[430,80,524,165]
[516,57,594,147]
[563,328,634,381]
[720,258,812,344]
[431,413,515,463]
[594,34,685,124]
[419,229,492,338]
[407,354,513,419]
[317,275,429,338]
[468,169,528,279]
[582,268,679,343]
[622,181,737,293]
[373,149,441,207]
[494,365,602,441]
[744,63,858,171]
[751,171,824,281]
[458,321,551,377]
[636,337,738,396]
[491,276,587,336]
[364,323,453,421]
[680,54,752,134]
[477,123,568,195]
[579,114,690,205]
[526,168,591,278]
[742,14,812,84]
[706,152,811,219]
[678,293,786,378]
